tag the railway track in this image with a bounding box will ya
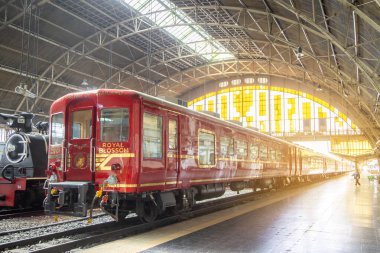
[0,187,277,252]
[0,213,111,252]
[0,208,44,220]
[0,175,343,252]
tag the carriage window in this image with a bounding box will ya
[270,148,276,161]
[51,113,64,145]
[168,120,177,150]
[220,137,233,157]
[250,143,259,159]
[71,110,92,139]
[199,131,215,166]
[100,108,129,142]
[276,150,283,160]
[143,113,162,159]
[260,145,268,160]
[236,140,248,158]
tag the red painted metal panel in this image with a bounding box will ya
[0,178,26,207]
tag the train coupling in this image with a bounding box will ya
[44,181,95,217]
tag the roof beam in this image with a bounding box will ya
[0,0,48,31]
[273,1,380,94]
[318,0,339,70]
[334,0,380,33]
[289,0,325,77]
[0,64,82,91]
[260,0,311,79]
[237,0,296,76]
[352,8,360,83]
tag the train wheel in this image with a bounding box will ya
[136,199,159,223]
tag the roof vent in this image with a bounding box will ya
[200,111,220,118]
[227,120,242,126]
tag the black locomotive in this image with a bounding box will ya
[0,112,48,208]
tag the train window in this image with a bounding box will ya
[168,120,177,150]
[51,113,64,145]
[250,143,259,159]
[260,145,268,160]
[100,108,129,142]
[198,130,215,166]
[276,150,283,160]
[269,148,276,161]
[71,110,92,139]
[143,113,163,159]
[236,140,248,158]
[276,150,282,161]
[220,137,233,157]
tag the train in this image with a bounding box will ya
[0,113,49,209]
[44,89,352,221]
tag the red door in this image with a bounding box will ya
[165,115,179,189]
[140,107,165,188]
[65,106,95,182]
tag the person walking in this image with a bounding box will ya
[354,170,361,186]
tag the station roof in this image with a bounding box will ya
[0,0,379,145]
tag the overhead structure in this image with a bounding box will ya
[0,0,379,148]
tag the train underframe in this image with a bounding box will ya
[101,173,342,222]
[45,172,343,221]
[0,178,45,208]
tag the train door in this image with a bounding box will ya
[288,146,293,176]
[140,106,165,187]
[294,147,298,176]
[165,115,179,189]
[299,150,303,176]
[65,106,95,182]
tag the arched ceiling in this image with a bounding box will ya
[0,0,379,145]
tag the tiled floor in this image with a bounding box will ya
[84,174,380,253]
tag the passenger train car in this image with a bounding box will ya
[44,89,351,221]
[0,113,48,208]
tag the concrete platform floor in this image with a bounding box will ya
[82,174,380,253]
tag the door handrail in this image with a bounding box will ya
[90,138,95,173]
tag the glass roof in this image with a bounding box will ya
[124,0,235,62]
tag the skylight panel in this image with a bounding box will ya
[124,0,235,61]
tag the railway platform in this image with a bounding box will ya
[83,174,380,253]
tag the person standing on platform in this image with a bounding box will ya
[354,170,361,186]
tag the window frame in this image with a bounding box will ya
[100,108,130,142]
[259,144,268,160]
[51,112,65,146]
[168,119,178,150]
[198,129,216,168]
[142,112,163,160]
[70,109,93,140]
[220,136,234,157]
[249,143,259,160]
[236,139,248,159]
[269,148,276,161]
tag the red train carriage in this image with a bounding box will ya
[44,89,350,221]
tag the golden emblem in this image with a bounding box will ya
[74,153,86,169]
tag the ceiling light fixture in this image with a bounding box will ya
[295,47,304,58]
[15,84,36,99]
[343,89,349,97]
[81,79,89,86]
